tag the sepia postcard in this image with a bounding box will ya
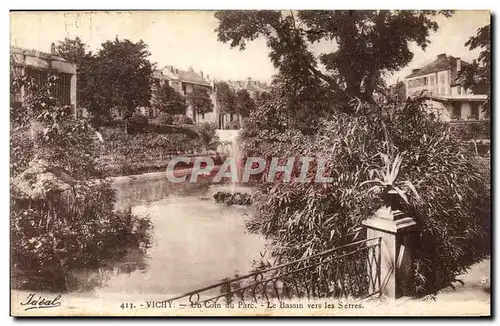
[9,10,491,317]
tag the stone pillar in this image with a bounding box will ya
[70,73,77,116]
[362,191,417,299]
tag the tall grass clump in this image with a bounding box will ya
[243,96,490,296]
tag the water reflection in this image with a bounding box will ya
[72,175,266,297]
[112,174,213,210]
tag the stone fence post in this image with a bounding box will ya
[362,189,417,299]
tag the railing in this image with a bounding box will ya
[165,231,381,306]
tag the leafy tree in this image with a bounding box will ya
[90,38,153,123]
[56,37,153,124]
[460,24,490,115]
[215,81,237,113]
[152,84,187,115]
[215,10,453,103]
[254,73,339,133]
[379,80,406,105]
[257,91,271,102]
[195,122,219,149]
[98,38,152,117]
[54,38,97,118]
[187,86,213,121]
[55,37,88,65]
[393,81,406,102]
[235,89,256,117]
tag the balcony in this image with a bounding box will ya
[427,94,488,102]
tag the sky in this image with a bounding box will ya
[10,10,490,84]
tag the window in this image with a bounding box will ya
[430,75,434,86]
[26,68,72,106]
[451,103,461,120]
[424,77,428,86]
[441,87,445,95]
[457,86,462,95]
[440,74,445,83]
[54,73,72,105]
[470,104,479,120]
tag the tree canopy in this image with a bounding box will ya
[460,24,490,95]
[55,37,89,65]
[57,37,153,121]
[187,86,213,120]
[152,84,187,115]
[215,10,453,103]
[55,37,95,114]
[235,89,256,118]
[97,38,153,118]
[215,81,237,114]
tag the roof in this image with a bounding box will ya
[152,70,166,80]
[162,66,211,86]
[177,69,211,86]
[406,55,470,79]
[228,79,270,93]
[10,46,68,63]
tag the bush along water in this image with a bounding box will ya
[10,72,153,292]
[97,122,220,177]
[242,96,490,297]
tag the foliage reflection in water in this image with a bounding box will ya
[70,175,266,297]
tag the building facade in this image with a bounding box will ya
[139,66,214,124]
[10,46,78,116]
[213,78,271,129]
[228,78,270,101]
[405,53,488,121]
[145,68,271,130]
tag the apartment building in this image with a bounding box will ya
[162,66,213,123]
[228,78,270,101]
[405,53,488,121]
[214,78,271,129]
[138,66,213,124]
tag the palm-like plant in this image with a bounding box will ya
[360,152,420,207]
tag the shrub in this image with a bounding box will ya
[11,181,152,291]
[154,112,174,126]
[127,113,148,133]
[10,72,153,291]
[244,98,490,296]
[10,125,34,177]
[97,126,210,176]
[173,114,194,125]
[241,117,249,128]
[195,122,219,150]
[225,119,241,130]
[88,114,114,128]
[449,120,490,140]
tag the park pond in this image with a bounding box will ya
[60,173,267,299]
